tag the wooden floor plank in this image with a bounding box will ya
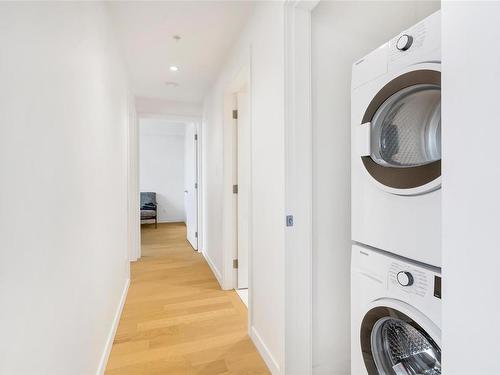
[105,222,270,375]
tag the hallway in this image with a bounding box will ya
[105,223,269,374]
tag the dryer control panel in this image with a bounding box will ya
[352,243,442,327]
[389,262,429,297]
[388,10,441,71]
[352,243,441,302]
[389,20,427,62]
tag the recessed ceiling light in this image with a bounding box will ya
[165,81,179,87]
[169,66,179,72]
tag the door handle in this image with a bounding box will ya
[184,190,188,193]
[357,122,371,157]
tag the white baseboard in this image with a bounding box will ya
[141,219,185,224]
[158,219,185,223]
[202,251,224,290]
[250,326,280,374]
[96,278,130,375]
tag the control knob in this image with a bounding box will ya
[396,34,413,51]
[397,271,414,287]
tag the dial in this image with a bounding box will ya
[397,271,414,286]
[396,34,413,51]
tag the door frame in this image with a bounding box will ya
[134,113,203,258]
[127,95,141,262]
[222,60,252,293]
[235,90,250,289]
[284,1,319,374]
[184,121,200,250]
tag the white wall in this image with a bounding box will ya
[442,3,500,373]
[311,1,440,373]
[0,2,132,374]
[202,2,285,373]
[136,97,202,118]
[201,90,224,282]
[140,120,186,223]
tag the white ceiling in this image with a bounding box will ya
[107,1,255,104]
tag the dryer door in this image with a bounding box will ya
[358,65,441,196]
[360,305,441,375]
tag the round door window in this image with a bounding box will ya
[360,69,442,192]
[370,84,441,169]
[360,306,441,375]
[371,317,441,375]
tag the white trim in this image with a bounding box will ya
[195,120,203,252]
[202,251,224,289]
[137,112,201,123]
[141,219,185,224]
[221,51,252,294]
[135,112,142,261]
[222,89,237,290]
[135,113,204,257]
[127,95,141,262]
[250,326,281,375]
[283,1,318,374]
[247,46,254,339]
[290,0,320,11]
[96,278,130,375]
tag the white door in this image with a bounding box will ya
[236,92,249,289]
[184,123,198,250]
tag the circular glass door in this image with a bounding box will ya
[361,306,441,375]
[360,69,441,193]
[371,84,441,169]
[371,317,441,375]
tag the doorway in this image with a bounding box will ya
[184,122,199,250]
[226,66,251,307]
[235,90,250,291]
[137,116,202,257]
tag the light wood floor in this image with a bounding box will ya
[105,222,270,375]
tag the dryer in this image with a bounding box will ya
[351,244,441,375]
[351,11,441,267]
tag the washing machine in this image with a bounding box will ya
[351,11,441,267]
[351,244,441,375]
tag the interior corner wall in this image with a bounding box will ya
[0,3,132,374]
[202,2,285,372]
[442,2,500,373]
[311,1,440,374]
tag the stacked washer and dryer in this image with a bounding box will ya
[351,11,442,375]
